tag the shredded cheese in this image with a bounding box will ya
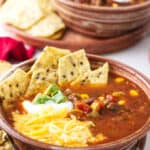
[12,107,106,147]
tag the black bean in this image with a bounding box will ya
[106,102,120,112]
[85,97,95,105]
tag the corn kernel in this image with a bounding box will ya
[118,100,126,106]
[80,93,89,99]
[129,90,139,97]
[112,91,125,97]
[91,102,99,111]
[98,96,105,102]
[115,77,125,83]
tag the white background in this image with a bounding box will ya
[0,26,149,149]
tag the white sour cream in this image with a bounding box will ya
[22,100,73,114]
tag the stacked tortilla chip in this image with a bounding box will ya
[0,0,65,39]
[0,61,14,150]
[0,47,109,102]
[25,47,109,97]
[0,130,14,150]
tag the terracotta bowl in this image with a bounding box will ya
[0,55,150,150]
[53,0,150,37]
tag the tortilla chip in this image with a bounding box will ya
[31,47,70,72]
[26,13,65,37]
[38,0,54,14]
[0,129,14,150]
[0,69,29,102]
[0,61,11,77]
[58,50,91,85]
[25,47,70,97]
[71,63,109,85]
[48,29,65,40]
[0,0,45,29]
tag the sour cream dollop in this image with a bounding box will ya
[22,100,73,114]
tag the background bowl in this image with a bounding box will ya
[53,0,150,37]
[0,55,150,150]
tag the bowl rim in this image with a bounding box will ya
[53,0,150,24]
[57,0,150,12]
[0,54,150,150]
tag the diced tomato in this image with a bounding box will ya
[99,101,105,109]
[75,102,91,113]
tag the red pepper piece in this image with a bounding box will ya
[75,102,91,113]
[99,101,105,109]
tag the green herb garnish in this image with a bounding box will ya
[33,83,67,104]
[33,93,51,104]
[44,83,59,96]
[51,91,67,104]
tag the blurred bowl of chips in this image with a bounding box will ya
[52,0,150,38]
[0,0,66,40]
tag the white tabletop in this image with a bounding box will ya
[0,25,150,149]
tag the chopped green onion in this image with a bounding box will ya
[51,91,67,104]
[44,83,59,96]
[33,93,50,104]
[33,83,67,104]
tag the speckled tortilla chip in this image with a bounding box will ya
[71,63,109,85]
[25,47,70,97]
[89,63,109,84]
[0,0,44,29]
[38,0,54,14]
[0,129,14,150]
[0,69,29,102]
[27,13,65,38]
[58,50,91,85]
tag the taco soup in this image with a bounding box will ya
[1,47,150,147]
